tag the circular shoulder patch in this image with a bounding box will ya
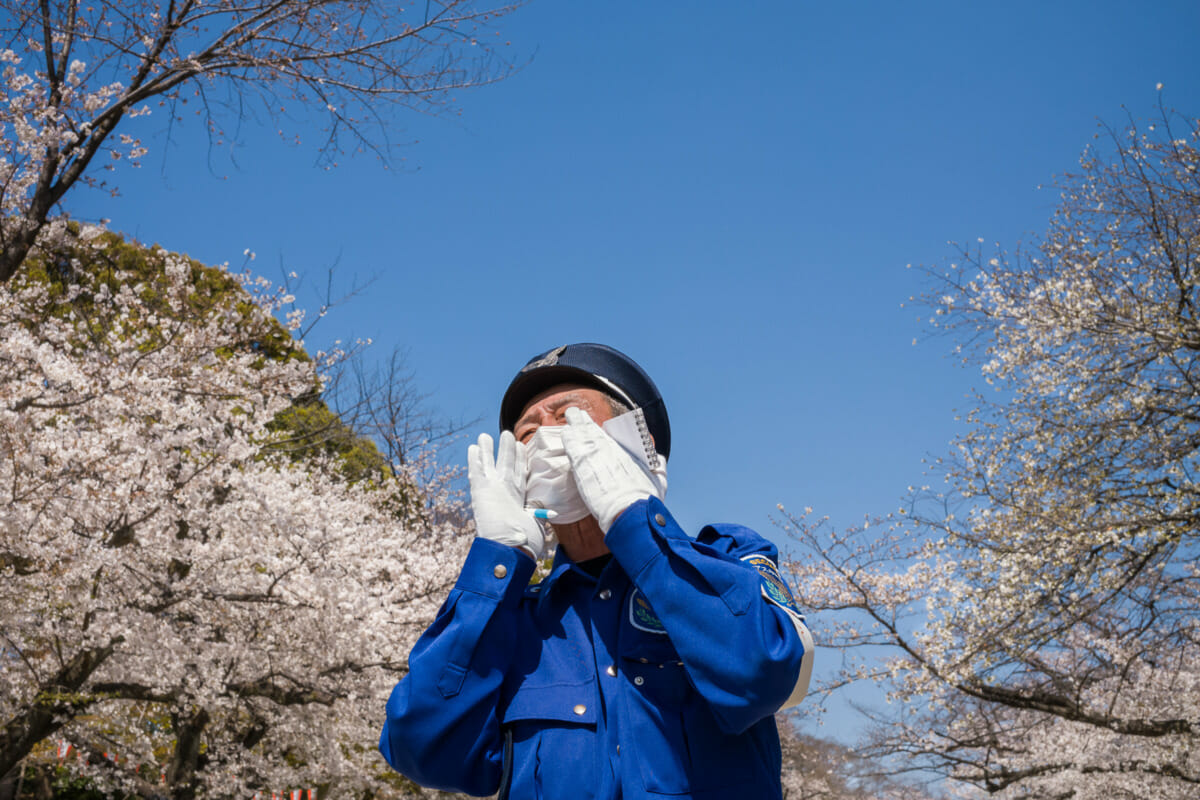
[741,554,802,617]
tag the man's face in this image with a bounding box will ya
[513,384,618,444]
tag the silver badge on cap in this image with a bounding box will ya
[522,345,566,372]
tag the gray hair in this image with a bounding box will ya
[603,394,631,418]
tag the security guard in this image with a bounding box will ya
[380,343,814,799]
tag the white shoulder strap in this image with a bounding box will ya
[778,611,814,710]
[739,553,815,709]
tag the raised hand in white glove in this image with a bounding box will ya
[467,431,544,560]
[561,406,659,533]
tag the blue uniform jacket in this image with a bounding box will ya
[380,497,811,799]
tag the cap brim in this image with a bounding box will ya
[500,366,626,432]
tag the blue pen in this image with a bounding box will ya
[526,507,558,520]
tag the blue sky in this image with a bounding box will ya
[63,0,1199,738]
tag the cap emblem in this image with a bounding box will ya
[522,345,566,372]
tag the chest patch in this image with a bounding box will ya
[628,588,668,634]
[741,554,802,617]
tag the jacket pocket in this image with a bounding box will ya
[619,655,691,795]
[501,681,599,800]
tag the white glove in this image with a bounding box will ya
[561,407,658,533]
[467,431,545,560]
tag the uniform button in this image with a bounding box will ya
[654,513,666,526]
[493,564,507,579]
[598,589,612,600]
[573,704,587,716]
[634,676,645,686]
[606,665,617,677]
[617,745,621,755]
[639,657,649,664]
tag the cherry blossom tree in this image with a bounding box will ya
[780,107,1200,798]
[0,230,470,798]
[0,0,522,285]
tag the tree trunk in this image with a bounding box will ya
[164,709,210,800]
[0,226,42,285]
[0,644,114,782]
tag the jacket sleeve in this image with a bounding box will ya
[379,538,536,796]
[605,497,814,735]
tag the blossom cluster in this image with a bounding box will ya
[779,112,1200,797]
[0,233,470,798]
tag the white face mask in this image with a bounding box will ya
[525,426,591,524]
[524,408,668,524]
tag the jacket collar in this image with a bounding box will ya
[534,547,618,608]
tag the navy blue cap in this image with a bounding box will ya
[500,343,671,459]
